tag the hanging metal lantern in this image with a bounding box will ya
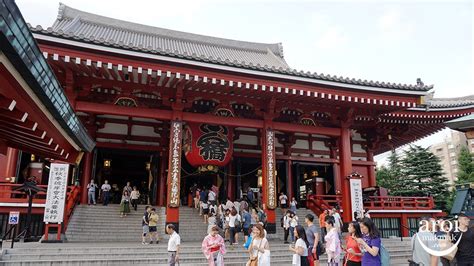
[184,123,233,168]
[104,159,111,169]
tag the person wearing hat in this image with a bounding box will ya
[202,225,226,266]
[452,213,474,265]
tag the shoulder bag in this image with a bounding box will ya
[248,238,263,266]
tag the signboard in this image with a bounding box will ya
[350,179,364,221]
[265,129,277,209]
[44,163,69,223]
[167,121,183,208]
[8,211,19,225]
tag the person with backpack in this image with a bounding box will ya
[355,218,382,266]
[289,225,310,266]
[257,207,268,225]
[242,208,252,243]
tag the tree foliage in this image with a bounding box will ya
[456,146,474,184]
[376,145,449,210]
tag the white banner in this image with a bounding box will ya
[44,163,69,223]
[350,179,364,221]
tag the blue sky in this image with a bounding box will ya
[16,0,473,162]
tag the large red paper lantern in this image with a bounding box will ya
[184,123,233,168]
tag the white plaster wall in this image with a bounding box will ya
[98,123,128,135]
[352,143,366,153]
[293,139,309,149]
[131,125,160,137]
[312,141,329,151]
[234,134,258,146]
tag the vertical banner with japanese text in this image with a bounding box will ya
[265,129,277,209]
[167,121,183,208]
[350,179,363,221]
[44,163,69,223]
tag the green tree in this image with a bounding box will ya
[376,166,392,189]
[376,151,403,195]
[401,145,449,210]
[456,146,474,184]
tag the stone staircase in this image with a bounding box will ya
[65,204,165,242]
[0,238,413,265]
[0,206,414,265]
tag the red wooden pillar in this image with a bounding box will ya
[227,161,235,201]
[262,126,277,233]
[165,121,183,232]
[339,128,352,223]
[330,146,341,195]
[286,159,294,201]
[401,213,409,237]
[367,150,376,187]
[80,152,93,204]
[5,147,19,178]
[157,154,167,206]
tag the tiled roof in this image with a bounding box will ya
[427,95,474,108]
[29,3,434,92]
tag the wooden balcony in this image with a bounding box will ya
[306,194,435,215]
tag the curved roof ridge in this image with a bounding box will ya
[426,94,474,108]
[429,94,474,101]
[56,3,285,58]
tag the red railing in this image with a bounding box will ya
[63,185,81,231]
[0,183,81,228]
[306,194,435,215]
[0,183,48,204]
[306,194,343,215]
[363,196,435,210]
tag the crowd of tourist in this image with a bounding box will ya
[86,179,144,217]
[86,180,474,266]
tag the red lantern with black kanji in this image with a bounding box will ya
[183,123,233,168]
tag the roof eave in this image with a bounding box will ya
[32,32,431,96]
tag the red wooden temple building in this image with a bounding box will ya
[1,2,473,237]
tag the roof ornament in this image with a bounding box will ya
[57,3,66,20]
[416,78,424,87]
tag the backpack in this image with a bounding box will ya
[259,210,267,223]
[380,244,390,266]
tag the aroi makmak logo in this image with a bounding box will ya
[416,216,462,257]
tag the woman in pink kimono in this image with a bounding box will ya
[324,216,342,265]
[202,225,227,266]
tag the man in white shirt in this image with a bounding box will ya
[101,180,111,206]
[279,192,288,215]
[166,224,180,266]
[208,189,217,206]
